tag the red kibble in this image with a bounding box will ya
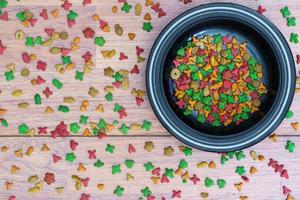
[136,46,144,56]
[281,169,289,179]
[8,195,16,200]
[61,48,71,56]
[118,108,127,119]
[61,0,72,11]
[43,87,53,98]
[176,99,185,109]
[119,52,128,61]
[83,27,95,38]
[38,127,47,135]
[98,132,107,139]
[147,196,156,200]
[274,164,284,173]
[241,176,249,182]
[82,51,92,62]
[83,0,92,6]
[158,8,166,18]
[36,61,47,71]
[67,19,76,28]
[0,12,9,21]
[112,81,121,88]
[135,97,144,106]
[81,177,89,187]
[29,18,37,27]
[257,5,266,14]
[99,20,108,29]
[190,174,200,185]
[130,65,140,74]
[0,40,6,55]
[283,186,291,196]
[80,193,90,200]
[88,150,96,159]
[161,175,169,183]
[36,76,46,85]
[296,55,300,64]
[44,28,55,36]
[128,144,136,153]
[172,190,181,199]
[40,9,48,20]
[22,52,30,63]
[51,121,69,138]
[152,167,161,176]
[52,154,62,163]
[70,139,78,151]
[44,172,55,185]
[151,3,160,12]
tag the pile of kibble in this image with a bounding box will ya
[170,34,268,126]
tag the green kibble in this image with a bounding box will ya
[121,2,132,13]
[114,185,124,197]
[105,92,113,101]
[58,105,70,113]
[285,140,295,153]
[0,119,8,127]
[285,110,294,119]
[143,22,153,32]
[34,93,41,105]
[112,164,121,175]
[16,11,26,21]
[125,159,135,169]
[25,37,35,47]
[235,166,246,176]
[143,161,154,171]
[65,152,76,162]
[18,123,29,134]
[70,123,80,134]
[217,179,226,189]
[204,177,214,187]
[95,36,106,47]
[75,71,84,81]
[141,120,152,131]
[119,123,129,134]
[52,79,63,89]
[67,10,78,20]
[94,159,104,168]
[141,187,152,197]
[106,144,116,153]
[4,70,14,81]
[0,0,8,9]
[178,159,188,169]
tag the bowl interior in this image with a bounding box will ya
[163,18,280,136]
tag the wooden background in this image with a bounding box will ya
[0,0,299,199]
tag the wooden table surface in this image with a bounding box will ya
[0,0,299,199]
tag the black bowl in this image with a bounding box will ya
[146,3,296,152]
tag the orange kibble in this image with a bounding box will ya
[112,5,118,13]
[92,14,100,21]
[208,161,216,169]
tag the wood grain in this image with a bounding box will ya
[0,0,299,199]
[0,136,299,200]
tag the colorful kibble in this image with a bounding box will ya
[285,140,295,153]
[114,185,124,197]
[171,34,267,126]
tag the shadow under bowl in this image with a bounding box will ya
[146,3,296,152]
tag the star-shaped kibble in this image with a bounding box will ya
[290,33,299,44]
[287,17,296,27]
[280,6,291,18]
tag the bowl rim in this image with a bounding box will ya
[146,2,296,152]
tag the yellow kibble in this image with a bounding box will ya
[15,30,25,40]
[234,182,243,192]
[73,37,80,44]
[197,161,208,168]
[96,104,104,112]
[64,96,75,103]
[28,175,38,183]
[45,106,54,113]
[42,38,53,46]
[6,63,16,71]
[130,123,142,130]
[12,89,23,97]
[25,146,34,156]
[1,146,8,152]
[71,42,79,51]
[5,181,13,190]
[126,173,134,181]
[11,165,20,174]
[28,186,40,193]
[104,86,115,93]
[77,163,86,172]
[41,144,50,152]
[30,53,37,61]
[250,150,257,160]
[50,32,60,40]
[97,183,105,190]
[28,128,35,137]
[18,102,29,109]
[15,149,23,158]
[35,181,43,190]
[55,187,64,194]
[75,180,82,190]
[175,168,182,176]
